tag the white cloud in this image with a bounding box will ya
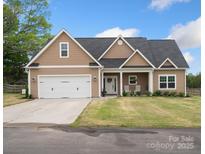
[183,52,194,64]
[96,27,139,37]
[149,0,191,11]
[167,17,201,49]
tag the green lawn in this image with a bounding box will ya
[3,93,32,107]
[71,96,201,128]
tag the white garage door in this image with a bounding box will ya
[38,75,91,98]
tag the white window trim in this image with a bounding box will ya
[128,75,138,85]
[158,74,176,90]
[59,42,69,58]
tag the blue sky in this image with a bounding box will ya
[48,0,201,74]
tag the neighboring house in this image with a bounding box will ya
[25,29,189,98]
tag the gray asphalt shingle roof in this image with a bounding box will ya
[99,58,127,68]
[30,36,189,68]
[75,38,115,59]
[75,37,189,68]
[148,40,189,68]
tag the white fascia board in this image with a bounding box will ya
[62,29,102,67]
[25,65,103,69]
[26,29,64,67]
[155,68,186,70]
[120,37,156,68]
[97,35,121,60]
[158,58,178,68]
[119,50,137,68]
[26,29,102,67]
[98,35,155,68]
[102,67,154,72]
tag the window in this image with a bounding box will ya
[129,76,137,85]
[159,75,176,89]
[168,76,175,88]
[160,76,167,88]
[60,42,69,58]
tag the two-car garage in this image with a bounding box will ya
[38,75,91,98]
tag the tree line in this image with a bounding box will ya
[3,0,52,84]
[186,73,201,88]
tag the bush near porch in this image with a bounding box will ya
[122,90,189,97]
[71,96,200,128]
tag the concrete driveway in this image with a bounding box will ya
[3,99,90,124]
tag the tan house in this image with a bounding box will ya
[25,29,189,98]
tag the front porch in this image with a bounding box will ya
[101,69,153,96]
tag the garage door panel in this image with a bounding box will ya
[39,76,91,98]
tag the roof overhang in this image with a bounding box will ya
[25,65,103,69]
[102,67,154,72]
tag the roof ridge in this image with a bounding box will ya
[75,37,116,39]
[75,37,147,39]
[100,58,127,60]
[148,39,175,41]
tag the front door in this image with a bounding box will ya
[104,76,118,94]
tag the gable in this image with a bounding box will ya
[159,58,177,68]
[33,32,95,65]
[164,61,172,66]
[103,39,133,59]
[161,60,175,67]
[124,52,150,67]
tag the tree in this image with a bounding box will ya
[186,73,201,88]
[3,4,18,35]
[3,3,21,82]
[3,0,52,83]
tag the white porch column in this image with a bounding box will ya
[98,68,101,97]
[28,69,31,95]
[120,72,123,96]
[185,69,187,96]
[148,71,153,93]
[101,71,104,92]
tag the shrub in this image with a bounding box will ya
[163,91,170,96]
[135,91,141,96]
[130,91,135,96]
[145,91,152,96]
[153,90,161,96]
[169,91,177,97]
[123,91,128,96]
[178,92,185,97]
[186,93,191,97]
[101,89,107,97]
[25,88,29,98]
[29,94,32,99]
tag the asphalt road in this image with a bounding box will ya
[4,125,201,154]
